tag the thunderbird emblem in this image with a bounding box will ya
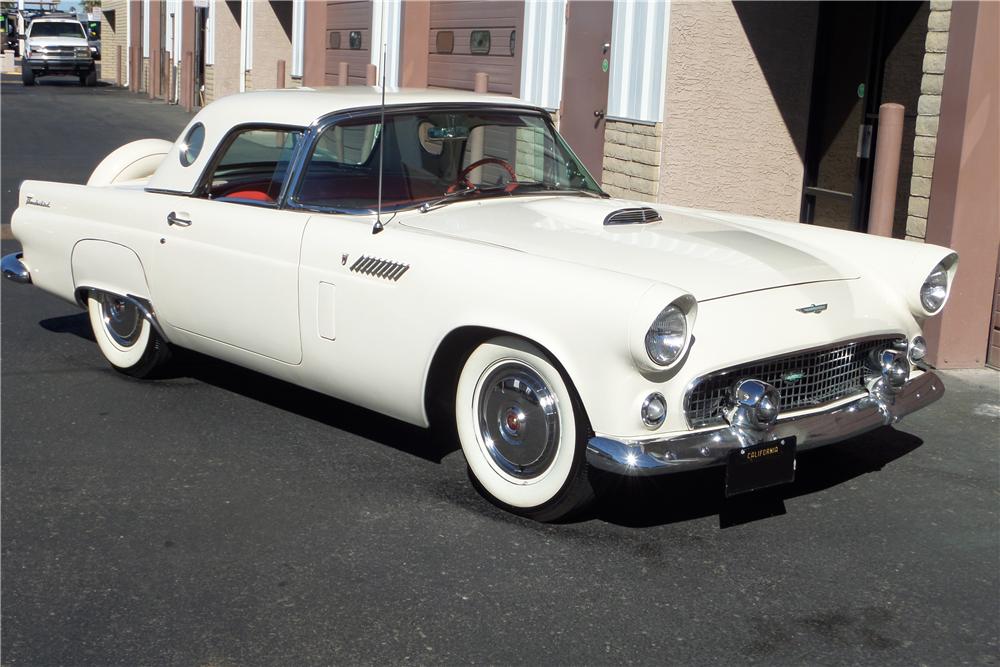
[796,303,828,314]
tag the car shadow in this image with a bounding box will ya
[590,428,924,529]
[39,312,925,525]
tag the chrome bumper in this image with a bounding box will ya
[2,253,31,284]
[587,371,944,476]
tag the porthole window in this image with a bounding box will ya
[179,123,205,167]
[470,30,491,55]
[435,30,454,54]
[509,30,516,56]
[327,31,341,49]
[349,30,362,50]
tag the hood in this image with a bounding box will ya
[28,36,89,48]
[399,197,856,300]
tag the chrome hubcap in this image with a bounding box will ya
[477,362,559,479]
[98,293,142,347]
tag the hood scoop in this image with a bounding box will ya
[603,207,663,226]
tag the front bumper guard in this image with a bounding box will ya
[587,371,943,476]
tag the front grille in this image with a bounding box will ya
[684,336,903,427]
[37,46,76,56]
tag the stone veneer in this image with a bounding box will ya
[601,119,662,202]
[906,0,951,242]
[98,0,127,85]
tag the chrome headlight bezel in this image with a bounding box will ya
[75,46,91,58]
[644,304,688,366]
[919,261,949,314]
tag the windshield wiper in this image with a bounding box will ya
[515,183,609,199]
[418,185,479,213]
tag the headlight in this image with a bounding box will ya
[645,304,687,366]
[76,46,91,57]
[920,262,949,313]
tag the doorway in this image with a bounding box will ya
[559,0,613,181]
[801,1,926,233]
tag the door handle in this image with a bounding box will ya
[167,212,192,227]
[594,110,605,119]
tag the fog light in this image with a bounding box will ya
[880,350,910,391]
[909,335,927,362]
[641,393,667,429]
[725,379,781,430]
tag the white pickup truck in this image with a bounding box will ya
[22,16,96,86]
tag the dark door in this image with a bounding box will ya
[801,1,926,232]
[193,6,206,107]
[559,0,612,180]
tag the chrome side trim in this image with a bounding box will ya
[587,371,943,477]
[2,253,31,284]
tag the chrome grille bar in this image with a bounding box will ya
[684,336,904,427]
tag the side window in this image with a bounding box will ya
[311,124,378,167]
[203,127,301,204]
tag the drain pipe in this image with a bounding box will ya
[867,103,905,237]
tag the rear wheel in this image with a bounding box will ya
[21,65,35,86]
[455,336,594,522]
[87,291,171,378]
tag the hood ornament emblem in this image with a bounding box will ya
[796,303,828,314]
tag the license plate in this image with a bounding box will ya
[725,437,796,497]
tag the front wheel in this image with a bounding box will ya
[455,336,594,521]
[21,66,35,86]
[80,68,97,87]
[87,291,171,378]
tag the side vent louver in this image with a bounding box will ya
[603,207,663,226]
[349,256,410,282]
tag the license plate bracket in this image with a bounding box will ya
[725,436,796,497]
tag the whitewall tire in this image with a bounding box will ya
[455,336,594,521]
[87,291,171,378]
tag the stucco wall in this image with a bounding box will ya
[658,2,818,221]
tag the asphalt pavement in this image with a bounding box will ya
[2,74,999,666]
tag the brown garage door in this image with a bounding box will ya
[427,1,524,95]
[988,257,1000,369]
[324,1,373,86]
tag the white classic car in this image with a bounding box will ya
[4,88,957,521]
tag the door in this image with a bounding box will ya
[193,6,207,107]
[559,0,613,181]
[143,127,307,365]
[801,1,926,232]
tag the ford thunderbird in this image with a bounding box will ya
[3,88,957,521]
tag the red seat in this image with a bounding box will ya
[222,190,274,202]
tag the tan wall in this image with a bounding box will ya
[98,0,128,85]
[906,0,952,242]
[658,2,818,221]
[209,0,242,101]
[141,56,149,92]
[602,120,662,202]
[250,0,294,90]
[204,63,215,101]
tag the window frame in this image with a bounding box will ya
[284,103,597,216]
[192,122,307,208]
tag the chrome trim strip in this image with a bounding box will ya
[74,287,171,343]
[2,253,31,284]
[588,371,943,477]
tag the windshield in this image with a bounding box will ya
[29,21,87,39]
[295,108,603,212]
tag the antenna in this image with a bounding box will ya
[372,37,387,233]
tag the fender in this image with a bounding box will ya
[71,240,152,302]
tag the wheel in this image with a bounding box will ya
[87,291,171,378]
[455,336,594,521]
[81,68,97,87]
[21,65,35,86]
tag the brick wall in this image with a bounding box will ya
[141,56,149,92]
[906,0,951,242]
[204,63,215,102]
[249,0,293,90]
[98,0,127,85]
[601,120,662,202]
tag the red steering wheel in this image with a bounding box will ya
[449,157,519,193]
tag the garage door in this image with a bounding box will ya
[988,258,1000,369]
[324,0,372,86]
[427,1,524,95]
